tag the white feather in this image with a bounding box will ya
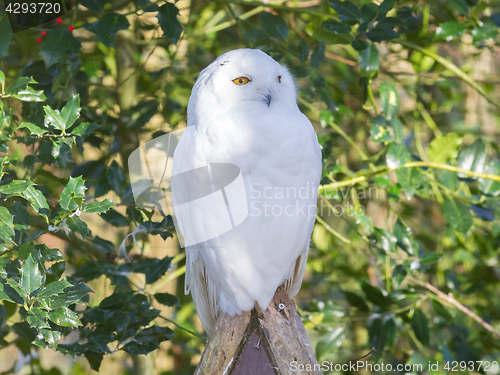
[173,49,322,334]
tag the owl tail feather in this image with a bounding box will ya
[185,250,219,334]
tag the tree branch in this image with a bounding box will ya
[406,275,500,339]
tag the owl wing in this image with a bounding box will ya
[171,126,222,333]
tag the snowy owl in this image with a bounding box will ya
[172,49,322,334]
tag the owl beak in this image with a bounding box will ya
[264,93,272,107]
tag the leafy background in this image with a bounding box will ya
[1,0,500,374]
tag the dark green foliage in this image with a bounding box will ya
[1,0,500,372]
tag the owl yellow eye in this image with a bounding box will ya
[232,77,250,85]
[277,76,281,83]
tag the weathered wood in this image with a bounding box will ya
[194,287,322,375]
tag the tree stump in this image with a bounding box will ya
[194,287,322,375]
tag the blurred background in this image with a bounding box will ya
[0,0,500,374]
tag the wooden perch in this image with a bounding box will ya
[194,287,322,375]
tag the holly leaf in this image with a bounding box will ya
[457,140,486,178]
[60,176,86,212]
[83,199,115,214]
[70,122,100,137]
[442,198,473,233]
[358,44,379,77]
[0,206,15,243]
[27,308,50,329]
[40,329,61,350]
[259,12,288,40]
[48,307,82,327]
[21,255,43,296]
[44,105,66,131]
[40,30,74,68]
[157,3,184,44]
[60,95,81,129]
[95,13,130,47]
[18,122,47,136]
[379,82,399,120]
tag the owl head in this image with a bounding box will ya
[187,49,297,128]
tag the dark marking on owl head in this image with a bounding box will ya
[220,60,230,66]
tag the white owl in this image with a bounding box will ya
[172,49,322,334]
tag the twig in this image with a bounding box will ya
[159,315,206,339]
[319,160,500,191]
[325,51,357,67]
[406,275,500,339]
[397,40,500,110]
[316,215,351,244]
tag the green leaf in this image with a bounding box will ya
[44,105,66,131]
[361,282,389,308]
[40,329,61,350]
[472,22,498,46]
[259,12,288,40]
[157,3,184,44]
[368,317,386,354]
[0,18,14,58]
[432,299,453,320]
[321,20,351,34]
[4,77,36,96]
[60,95,81,129]
[379,82,400,120]
[48,307,82,327]
[358,44,379,77]
[434,21,467,41]
[0,283,15,303]
[411,308,430,347]
[457,140,486,178]
[50,282,92,309]
[298,39,310,63]
[24,184,50,219]
[370,115,392,142]
[133,256,173,284]
[37,245,65,262]
[342,291,369,312]
[0,206,14,243]
[13,322,37,342]
[99,208,128,226]
[442,198,473,233]
[0,71,4,86]
[37,280,72,301]
[386,142,410,168]
[427,133,463,163]
[12,86,46,102]
[122,341,158,355]
[134,325,174,344]
[27,308,50,329]
[367,27,399,43]
[0,179,32,194]
[4,280,26,303]
[83,199,115,214]
[18,122,47,136]
[21,255,43,296]
[311,42,325,68]
[66,217,90,239]
[95,13,130,47]
[70,122,100,137]
[18,241,35,261]
[394,220,418,255]
[60,176,86,212]
[40,30,74,68]
[80,0,105,11]
[420,252,441,264]
[328,0,361,23]
[154,293,180,307]
[396,168,422,199]
[479,161,500,197]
